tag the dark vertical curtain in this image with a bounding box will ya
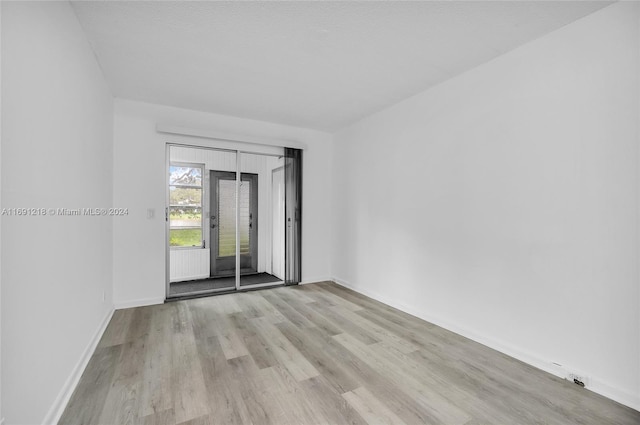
[284,147,302,285]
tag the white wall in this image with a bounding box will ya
[333,2,640,410]
[113,99,333,307]
[1,2,114,424]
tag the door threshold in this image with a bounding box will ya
[166,282,285,302]
[209,270,261,279]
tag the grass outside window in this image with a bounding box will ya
[170,228,202,247]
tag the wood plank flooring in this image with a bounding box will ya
[59,282,640,425]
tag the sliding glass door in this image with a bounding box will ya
[168,147,237,296]
[237,152,284,288]
[166,144,301,299]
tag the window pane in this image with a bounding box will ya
[217,179,251,257]
[170,228,202,247]
[218,180,236,257]
[238,180,251,255]
[169,205,201,229]
[169,187,201,207]
[170,166,202,186]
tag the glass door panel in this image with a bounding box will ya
[168,146,237,297]
[210,171,257,276]
[238,152,284,288]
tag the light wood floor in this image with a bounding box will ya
[59,282,640,425]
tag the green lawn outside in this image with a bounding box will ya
[170,228,202,247]
[170,214,250,252]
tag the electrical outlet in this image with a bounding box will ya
[567,371,590,388]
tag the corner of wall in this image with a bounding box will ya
[113,297,164,310]
[300,277,333,285]
[41,306,114,425]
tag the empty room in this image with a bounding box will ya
[1,1,640,424]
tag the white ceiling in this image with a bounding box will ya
[71,1,611,132]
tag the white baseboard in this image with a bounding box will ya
[331,277,640,413]
[299,276,332,285]
[42,306,115,425]
[114,296,165,310]
[588,378,640,413]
